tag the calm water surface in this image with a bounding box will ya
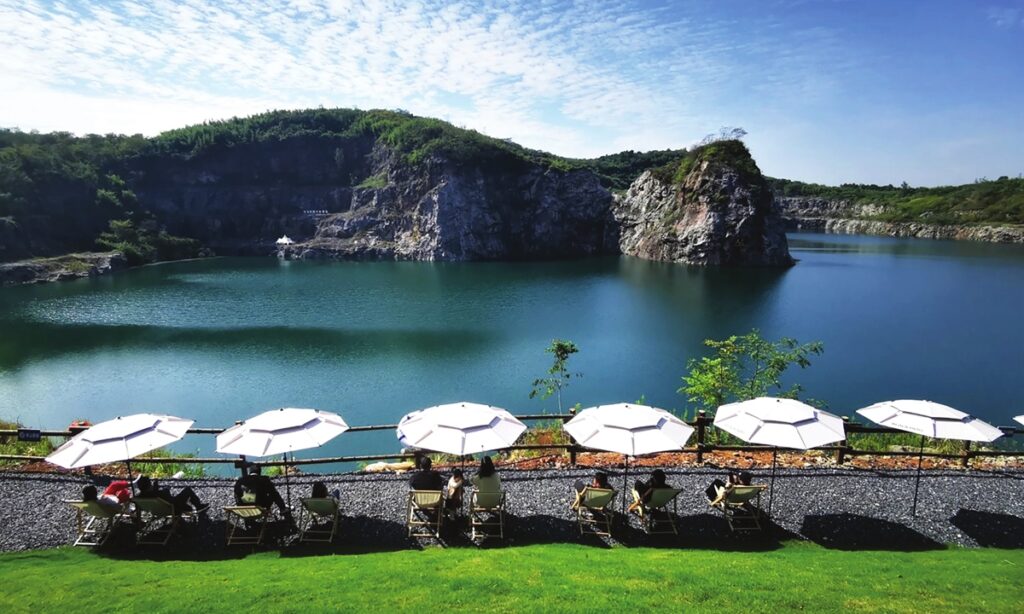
[1,233,1022,465]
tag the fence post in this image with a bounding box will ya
[961,440,971,468]
[564,407,577,467]
[695,410,707,464]
[837,416,850,465]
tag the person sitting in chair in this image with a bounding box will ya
[629,469,669,512]
[310,481,337,500]
[82,484,125,512]
[571,471,611,509]
[471,456,501,493]
[705,470,752,506]
[444,469,465,517]
[234,465,293,524]
[136,476,209,514]
[409,456,444,491]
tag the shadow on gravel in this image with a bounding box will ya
[800,514,943,551]
[609,512,793,551]
[281,515,419,557]
[950,509,1024,548]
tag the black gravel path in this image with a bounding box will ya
[2,466,1022,554]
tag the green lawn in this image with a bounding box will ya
[0,543,1020,613]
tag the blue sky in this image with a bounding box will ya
[1,0,1022,185]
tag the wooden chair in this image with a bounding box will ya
[710,484,767,531]
[468,490,506,540]
[407,490,444,538]
[574,487,616,537]
[298,497,341,543]
[133,497,198,546]
[630,487,682,534]
[65,500,128,547]
[224,505,272,545]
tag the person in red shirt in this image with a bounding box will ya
[102,481,132,504]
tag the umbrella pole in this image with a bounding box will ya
[284,452,291,510]
[126,459,136,497]
[912,434,925,517]
[767,448,778,517]
[622,455,629,514]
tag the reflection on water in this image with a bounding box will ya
[0,232,1022,471]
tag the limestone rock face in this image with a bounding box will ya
[0,252,126,286]
[612,155,793,266]
[779,197,1024,244]
[280,145,615,261]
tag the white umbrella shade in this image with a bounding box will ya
[563,403,695,456]
[714,397,846,450]
[856,400,1003,442]
[47,414,194,469]
[856,400,1002,517]
[1015,415,1024,427]
[216,408,349,457]
[397,402,526,456]
[713,397,846,516]
[565,403,694,513]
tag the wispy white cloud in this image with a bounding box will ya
[0,0,858,159]
[6,1,1021,185]
[987,5,1024,29]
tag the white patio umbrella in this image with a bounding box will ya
[46,414,195,490]
[1014,415,1023,427]
[217,408,349,504]
[856,400,1003,516]
[714,397,846,515]
[397,402,526,457]
[564,403,695,512]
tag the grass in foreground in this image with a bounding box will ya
[0,543,1021,613]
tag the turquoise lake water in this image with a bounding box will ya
[1,232,1022,465]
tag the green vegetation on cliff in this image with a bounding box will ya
[0,108,684,263]
[3,107,1020,265]
[649,139,764,187]
[769,176,1024,225]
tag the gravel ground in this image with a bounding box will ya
[1,466,1022,554]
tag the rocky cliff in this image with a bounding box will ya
[780,197,1024,244]
[0,252,126,286]
[611,141,793,266]
[0,110,793,271]
[280,143,614,261]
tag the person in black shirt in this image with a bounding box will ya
[409,456,444,491]
[136,476,209,514]
[234,465,292,524]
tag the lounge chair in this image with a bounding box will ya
[575,487,616,537]
[407,490,444,538]
[630,487,682,534]
[709,484,767,531]
[298,497,341,543]
[65,500,128,547]
[223,505,272,545]
[468,490,506,540]
[133,496,198,546]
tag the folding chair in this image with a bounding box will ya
[575,487,616,537]
[298,497,341,543]
[65,500,127,547]
[630,487,682,534]
[133,497,197,546]
[407,490,444,538]
[224,505,272,545]
[710,484,767,532]
[468,490,506,540]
